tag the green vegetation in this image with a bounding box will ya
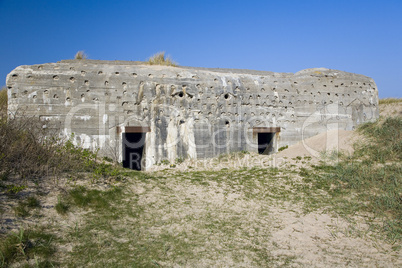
[13,196,41,217]
[159,159,170,165]
[64,185,122,209]
[0,228,56,267]
[175,157,184,164]
[278,145,288,151]
[5,184,27,194]
[55,197,69,215]
[147,51,177,66]
[355,117,401,162]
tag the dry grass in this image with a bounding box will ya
[147,51,177,66]
[379,98,402,105]
[74,51,87,60]
[0,102,119,182]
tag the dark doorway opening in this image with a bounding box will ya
[122,132,145,170]
[258,132,275,155]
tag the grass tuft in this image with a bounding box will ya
[55,197,69,215]
[147,51,177,66]
[74,50,87,60]
[26,196,40,208]
[13,196,41,217]
[0,228,56,267]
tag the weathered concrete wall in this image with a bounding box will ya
[6,60,379,169]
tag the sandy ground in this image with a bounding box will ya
[123,172,401,267]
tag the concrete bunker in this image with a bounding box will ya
[6,60,379,171]
[254,127,280,155]
[121,126,150,170]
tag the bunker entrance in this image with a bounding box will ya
[258,132,275,154]
[253,127,281,155]
[121,126,150,171]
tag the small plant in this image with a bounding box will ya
[175,157,184,164]
[26,196,40,208]
[147,51,177,66]
[0,229,29,265]
[0,171,10,181]
[6,184,27,194]
[298,167,310,177]
[0,228,56,266]
[13,196,40,217]
[160,159,170,165]
[278,145,288,152]
[102,156,114,162]
[74,51,87,60]
[55,197,69,215]
[13,202,29,217]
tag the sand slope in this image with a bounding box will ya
[276,129,357,160]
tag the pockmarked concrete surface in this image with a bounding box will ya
[7,60,379,170]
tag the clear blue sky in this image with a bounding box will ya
[1,0,401,98]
